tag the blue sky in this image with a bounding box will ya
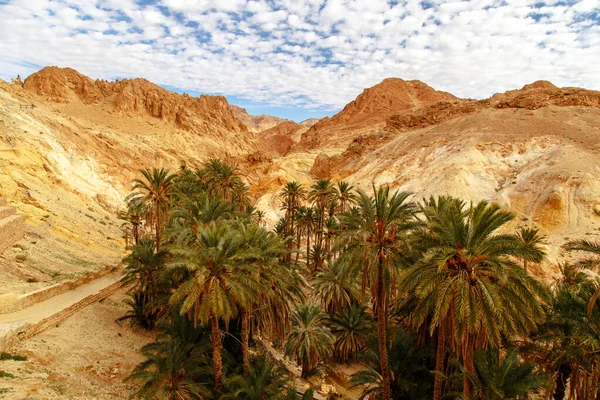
[0,0,598,122]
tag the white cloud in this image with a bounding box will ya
[0,0,598,113]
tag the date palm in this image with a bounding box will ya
[169,222,260,392]
[234,222,302,374]
[329,304,373,362]
[471,348,548,400]
[563,239,600,316]
[131,167,176,250]
[308,179,336,247]
[198,159,247,204]
[400,196,548,399]
[296,206,317,270]
[126,313,213,400]
[337,185,418,400]
[516,226,547,271]
[335,181,356,214]
[280,181,306,247]
[314,259,360,315]
[285,302,334,378]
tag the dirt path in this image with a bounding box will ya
[0,273,122,335]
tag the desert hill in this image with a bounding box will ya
[252,80,600,274]
[299,78,458,150]
[230,104,287,133]
[2,66,600,293]
[0,67,260,296]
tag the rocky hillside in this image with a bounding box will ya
[230,105,286,133]
[0,67,258,295]
[2,67,600,282]
[299,78,458,150]
[253,80,600,277]
[24,67,248,136]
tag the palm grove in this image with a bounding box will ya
[118,159,600,400]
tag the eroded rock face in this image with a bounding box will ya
[23,67,248,135]
[230,105,286,133]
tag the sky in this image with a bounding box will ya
[0,0,598,122]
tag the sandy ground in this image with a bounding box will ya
[0,290,154,399]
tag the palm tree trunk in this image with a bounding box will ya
[433,326,446,400]
[211,316,223,392]
[553,363,571,400]
[295,229,301,263]
[376,257,392,400]
[155,206,161,251]
[241,309,250,374]
[463,333,475,398]
[306,228,311,270]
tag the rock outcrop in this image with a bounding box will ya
[230,105,286,133]
[23,67,248,135]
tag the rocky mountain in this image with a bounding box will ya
[298,78,458,150]
[230,105,286,133]
[2,67,600,284]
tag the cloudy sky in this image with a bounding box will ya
[0,0,598,121]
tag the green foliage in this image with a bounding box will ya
[285,302,334,378]
[0,352,27,361]
[328,304,373,362]
[471,348,549,400]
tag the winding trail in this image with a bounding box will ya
[0,272,122,338]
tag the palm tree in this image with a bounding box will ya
[234,222,300,374]
[280,181,306,249]
[126,313,213,399]
[223,356,296,400]
[285,302,334,378]
[471,348,548,399]
[168,193,233,245]
[335,181,356,214]
[337,185,418,400]
[121,238,167,329]
[314,259,359,315]
[399,196,548,399]
[563,239,600,316]
[131,167,176,250]
[296,206,316,270]
[198,158,247,204]
[119,196,147,247]
[169,222,259,392]
[308,179,336,247]
[516,226,547,271]
[329,304,373,362]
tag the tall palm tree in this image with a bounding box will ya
[308,179,336,248]
[131,167,176,250]
[119,195,147,247]
[285,302,334,378]
[335,181,356,214]
[337,185,418,400]
[280,181,306,249]
[121,238,167,329]
[314,259,360,315]
[168,193,233,245]
[125,313,213,400]
[297,206,317,270]
[169,222,259,392]
[563,239,600,316]
[399,196,548,399]
[198,159,247,204]
[516,226,547,271]
[234,222,299,374]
